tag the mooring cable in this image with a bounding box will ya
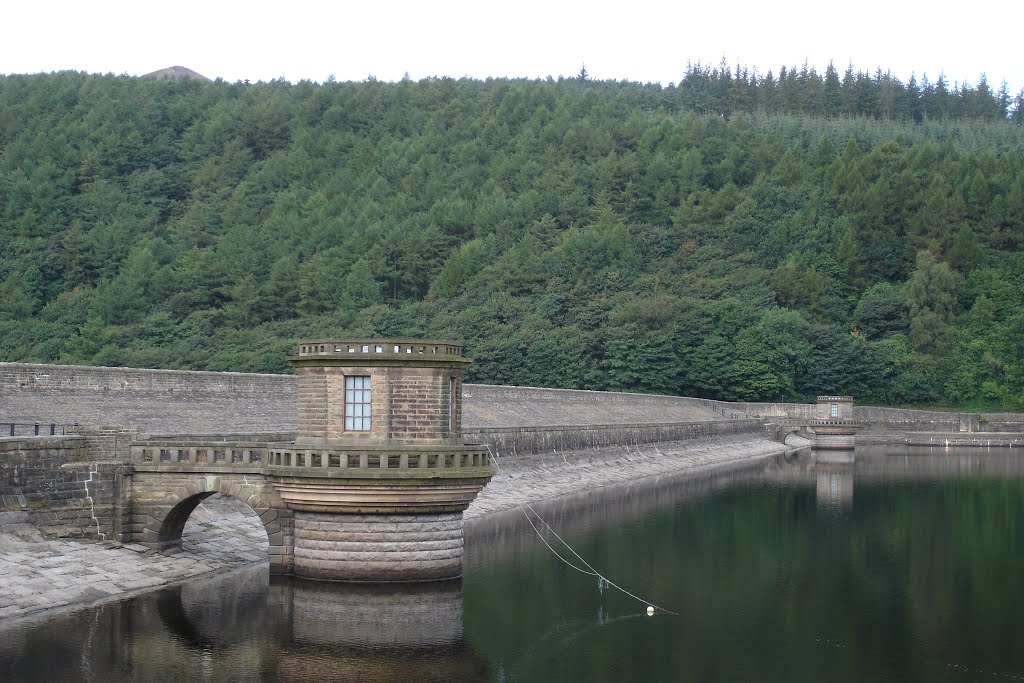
[490,448,678,616]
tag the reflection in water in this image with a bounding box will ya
[812,448,856,511]
[0,565,487,682]
[3,447,1024,682]
[463,448,1024,682]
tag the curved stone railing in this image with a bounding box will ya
[810,418,860,427]
[266,444,490,472]
[130,441,490,473]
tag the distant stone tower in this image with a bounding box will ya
[269,340,493,582]
[809,396,859,450]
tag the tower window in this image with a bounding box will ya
[345,376,371,431]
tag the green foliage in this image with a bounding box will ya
[1,71,1023,408]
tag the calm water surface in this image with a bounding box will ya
[2,446,1024,682]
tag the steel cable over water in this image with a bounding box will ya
[489,448,679,616]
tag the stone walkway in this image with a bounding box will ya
[0,495,268,622]
[0,436,790,624]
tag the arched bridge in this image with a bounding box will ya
[129,438,492,578]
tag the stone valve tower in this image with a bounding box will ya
[269,340,493,582]
[809,395,860,450]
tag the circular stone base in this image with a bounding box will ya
[293,511,465,582]
[812,433,856,449]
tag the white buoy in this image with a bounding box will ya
[647,606,655,616]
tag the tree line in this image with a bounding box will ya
[0,71,1022,409]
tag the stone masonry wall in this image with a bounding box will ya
[4,362,1019,443]
[464,419,764,456]
[697,398,1024,441]
[296,366,327,440]
[0,362,296,435]
[386,367,453,441]
[68,427,139,461]
[129,470,293,574]
[0,437,130,539]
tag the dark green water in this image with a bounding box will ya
[3,448,1024,681]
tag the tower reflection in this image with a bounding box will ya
[155,568,488,682]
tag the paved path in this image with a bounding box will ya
[0,436,789,623]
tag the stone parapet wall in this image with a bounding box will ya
[68,427,138,461]
[0,362,296,435]
[462,384,722,427]
[0,362,293,394]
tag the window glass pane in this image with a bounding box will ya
[344,375,371,431]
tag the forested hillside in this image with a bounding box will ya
[1,69,1023,409]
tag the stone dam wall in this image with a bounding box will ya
[697,398,1024,441]
[0,363,723,435]
[4,361,1023,541]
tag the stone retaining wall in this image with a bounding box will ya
[0,437,130,538]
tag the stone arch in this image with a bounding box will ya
[131,472,294,575]
[158,491,219,547]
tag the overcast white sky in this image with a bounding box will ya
[4,0,1021,95]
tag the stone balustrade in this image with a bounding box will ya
[131,442,267,467]
[130,441,490,474]
[266,445,490,472]
[296,339,463,358]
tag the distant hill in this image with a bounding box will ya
[0,71,1022,410]
[141,65,210,81]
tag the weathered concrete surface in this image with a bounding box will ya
[0,434,789,622]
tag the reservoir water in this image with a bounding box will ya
[2,446,1024,681]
